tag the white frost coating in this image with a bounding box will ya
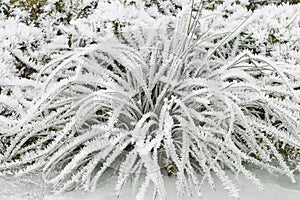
[0,1,300,200]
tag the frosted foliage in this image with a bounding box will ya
[0,1,300,200]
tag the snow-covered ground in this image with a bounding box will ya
[1,170,299,200]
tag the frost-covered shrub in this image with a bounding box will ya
[0,1,300,200]
[0,0,104,123]
[200,1,300,62]
[0,9,44,128]
[239,4,300,61]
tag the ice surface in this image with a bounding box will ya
[1,170,299,200]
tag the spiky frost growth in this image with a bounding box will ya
[0,1,300,200]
